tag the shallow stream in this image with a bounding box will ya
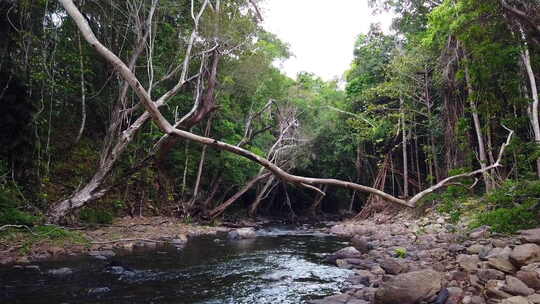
[1,226,353,304]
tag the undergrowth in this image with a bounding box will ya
[1,225,89,254]
[470,180,540,234]
[0,188,40,226]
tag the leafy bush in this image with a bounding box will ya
[79,208,113,225]
[471,204,538,234]
[484,179,540,209]
[432,184,471,223]
[470,179,540,234]
[0,189,38,226]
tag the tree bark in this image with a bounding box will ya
[401,97,409,198]
[521,42,540,178]
[209,173,270,218]
[248,174,275,217]
[308,185,328,216]
[463,52,493,191]
[75,31,86,144]
[191,117,213,204]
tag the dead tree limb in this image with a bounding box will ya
[60,0,514,216]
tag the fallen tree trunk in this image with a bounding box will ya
[58,0,514,221]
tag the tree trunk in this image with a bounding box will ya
[191,117,213,205]
[463,53,493,191]
[248,174,275,217]
[209,173,270,218]
[308,185,328,216]
[521,43,540,178]
[401,97,409,198]
[75,31,86,144]
[425,72,440,184]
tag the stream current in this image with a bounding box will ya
[1,226,353,304]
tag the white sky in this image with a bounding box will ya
[261,0,393,81]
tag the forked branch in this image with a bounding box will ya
[60,0,514,211]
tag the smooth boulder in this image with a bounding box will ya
[520,229,540,245]
[351,235,372,253]
[511,244,540,267]
[228,228,256,240]
[374,269,442,304]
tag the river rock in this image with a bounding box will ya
[488,256,517,273]
[374,269,442,304]
[446,287,464,304]
[449,244,466,253]
[171,237,188,248]
[501,296,532,304]
[485,247,513,260]
[520,229,540,245]
[458,254,480,272]
[334,247,362,259]
[48,267,73,276]
[468,244,492,255]
[228,228,256,240]
[326,248,364,265]
[351,235,372,253]
[486,279,514,299]
[504,276,535,296]
[379,258,406,275]
[133,241,157,250]
[478,269,506,282]
[89,250,116,258]
[329,224,360,237]
[529,294,540,304]
[25,265,40,271]
[470,226,491,239]
[88,287,111,294]
[511,244,540,266]
[516,270,540,290]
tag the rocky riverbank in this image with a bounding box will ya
[314,211,540,304]
[0,216,229,265]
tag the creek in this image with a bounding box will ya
[0,226,353,304]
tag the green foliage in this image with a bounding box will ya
[1,225,88,255]
[394,247,407,258]
[0,189,39,226]
[471,205,538,234]
[432,184,470,223]
[485,180,540,209]
[79,208,113,225]
[32,225,85,241]
[470,180,540,234]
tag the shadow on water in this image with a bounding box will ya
[0,226,352,304]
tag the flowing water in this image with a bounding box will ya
[0,226,353,304]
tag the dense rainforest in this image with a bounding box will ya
[1,0,540,234]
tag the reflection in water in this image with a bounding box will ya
[1,227,352,304]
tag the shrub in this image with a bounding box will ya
[470,179,540,234]
[79,208,113,225]
[0,189,38,226]
[432,184,470,223]
[394,247,407,258]
[470,204,538,234]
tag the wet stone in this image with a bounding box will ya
[48,267,73,276]
[88,287,111,294]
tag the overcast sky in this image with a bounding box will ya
[261,0,393,81]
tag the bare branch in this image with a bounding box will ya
[60,0,514,215]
